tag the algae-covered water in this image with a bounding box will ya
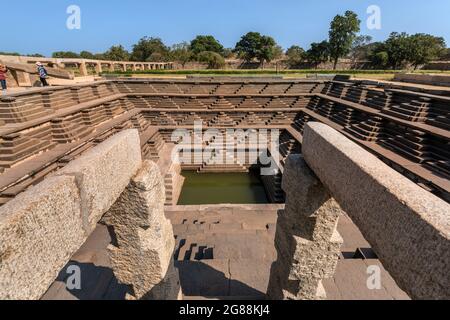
[177,171,269,205]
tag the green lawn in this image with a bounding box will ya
[101,69,450,81]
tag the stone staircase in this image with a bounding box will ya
[165,205,281,299]
[198,149,248,173]
[382,97,432,122]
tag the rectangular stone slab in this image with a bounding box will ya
[302,122,450,300]
[56,129,142,234]
[0,175,84,300]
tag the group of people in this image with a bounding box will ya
[0,62,49,95]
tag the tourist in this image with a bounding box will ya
[0,64,8,95]
[36,62,49,87]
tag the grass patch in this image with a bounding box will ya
[101,69,450,82]
[103,69,403,76]
[102,69,450,76]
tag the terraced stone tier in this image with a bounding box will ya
[0,78,448,205]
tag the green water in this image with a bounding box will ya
[177,171,269,205]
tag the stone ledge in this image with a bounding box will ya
[56,129,142,234]
[302,122,450,299]
[0,175,84,300]
[0,129,143,300]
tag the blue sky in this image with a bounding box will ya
[4,0,450,56]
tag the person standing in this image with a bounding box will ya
[36,62,49,87]
[0,64,8,95]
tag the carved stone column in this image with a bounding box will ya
[78,61,88,76]
[267,155,343,300]
[102,160,182,300]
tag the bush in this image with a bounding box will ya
[197,51,225,69]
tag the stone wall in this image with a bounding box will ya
[393,73,450,87]
[301,122,450,300]
[0,130,142,299]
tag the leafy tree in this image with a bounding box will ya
[285,45,305,68]
[197,51,225,69]
[222,48,235,59]
[272,45,284,60]
[190,35,224,57]
[52,51,80,58]
[0,51,21,56]
[0,52,44,57]
[328,11,361,70]
[306,41,330,68]
[80,51,96,59]
[408,33,446,69]
[26,53,45,58]
[371,51,389,69]
[384,32,413,69]
[234,32,278,67]
[368,42,389,68]
[130,37,169,62]
[103,45,130,61]
[440,48,450,60]
[350,35,373,64]
[94,53,106,60]
[170,42,193,68]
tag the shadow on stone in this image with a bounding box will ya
[51,261,132,300]
[176,260,266,299]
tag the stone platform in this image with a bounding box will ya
[42,204,409,300]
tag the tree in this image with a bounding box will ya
[190,35,224,57]
[52,51,80,58]
[94,53,106,60]
[285,45,305,68]
[26,53,45,58]
[170,42,193,68]
[384,32,413,69]
[272,45,284,60]
[222,48,235,59]
[80,51,96,59]
[306,41,330,69]
[197,51,225,69]
[440,48,450,60]
[0,51,21,56]
[328,11,361,70]
[234,32,278,67]
[130,37,169,62]
[408,33,446,69]
[350,35,373,64]
[368,42,389,69]
[103,45,130,61]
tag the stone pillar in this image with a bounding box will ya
[121,64,127,72]
[267,155,343,300]
[16,71,32,87]
[102,160,182,300]
[109,63,115,72]
[79,61,88,76]
[95,63,103,74]
[131,64,137,72]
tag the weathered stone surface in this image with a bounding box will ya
[0,176,84,300]
[302,122,450,300]
[102,160,181,300]
[57,129,142,234]
[267,155,343,300]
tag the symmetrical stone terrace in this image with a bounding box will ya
[0,78,448,207]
